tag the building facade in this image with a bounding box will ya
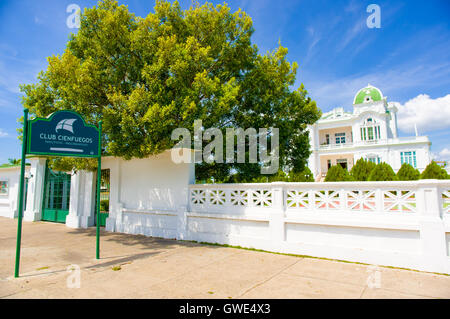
[307,85,432,180]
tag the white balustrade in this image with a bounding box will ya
[189,181,450,215]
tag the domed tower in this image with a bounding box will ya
[352,84,388,115]
[353,84,383,105]
[352,84,398,138]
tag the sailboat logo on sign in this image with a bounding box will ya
[55,119,77,134]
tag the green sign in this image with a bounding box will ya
[27,110,99,157]
[15,109,103,278]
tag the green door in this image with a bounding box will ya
[42,166,71,223]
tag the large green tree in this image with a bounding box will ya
[20,0,320,179]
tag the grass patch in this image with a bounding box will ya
[36,266,49,271]
[112,266,122,271]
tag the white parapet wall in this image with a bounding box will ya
[109,176,450,274]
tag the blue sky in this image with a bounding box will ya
[0,0,449,164]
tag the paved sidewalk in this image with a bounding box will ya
[0,217,449,299]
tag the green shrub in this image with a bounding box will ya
[268,169,288,182]
[350,158,377,181]
[288,167,314,182]
[368,162,397,181]
[325,165,352,182]
[100,200,109,212]
[396,163,420,180]
[420,161,449,179]
[250,176,269,183]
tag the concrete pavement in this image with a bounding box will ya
[0,217,449,299]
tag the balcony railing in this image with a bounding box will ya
[318,136,430,151]
[319,142,353,149]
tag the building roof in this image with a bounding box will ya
[320,107,353,121]
[0,163,30,171]
[353,84,383,105]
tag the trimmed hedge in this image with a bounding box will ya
[420,161,449,179]
[368,162,397,181]
[396,163,420,180]
[350,158,377,181]
[325,165,353,182]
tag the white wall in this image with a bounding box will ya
[0,166,30,219]
[103,149,195,234]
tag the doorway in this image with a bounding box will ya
[42,165,71,223]
[337,159,348,170]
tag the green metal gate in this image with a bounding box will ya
[42,165,71,223]
[96,169,110,227]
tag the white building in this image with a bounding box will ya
[307,85,432,180]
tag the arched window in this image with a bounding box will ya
[360,117,381,141]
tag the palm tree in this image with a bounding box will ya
[7,158,21,165]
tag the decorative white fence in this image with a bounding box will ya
[189,182,432,214]
[110,179,450,274]
[186,180,450,274]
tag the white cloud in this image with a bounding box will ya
[303,60,450,111]
[433,148,450,161]
[0,129,8,138]
[396,94,450,134]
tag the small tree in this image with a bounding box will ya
[8,158,21,165]
[368,162,397,181]
[325,165,352,182]
[288,167,314,182]
[420,161,449,179]
[350,158,376,181]
[396,163,420,180]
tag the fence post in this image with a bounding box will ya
[269,183,285,248]
[375,188,383,213]
[176,205,188,240]
[416,180,448,273]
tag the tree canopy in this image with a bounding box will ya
[20,0,321,179]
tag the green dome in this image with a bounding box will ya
[353,85,383,104]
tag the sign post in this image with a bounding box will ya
[14,110,101,277]
[14,109,29,278]
[96,121,102,259]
